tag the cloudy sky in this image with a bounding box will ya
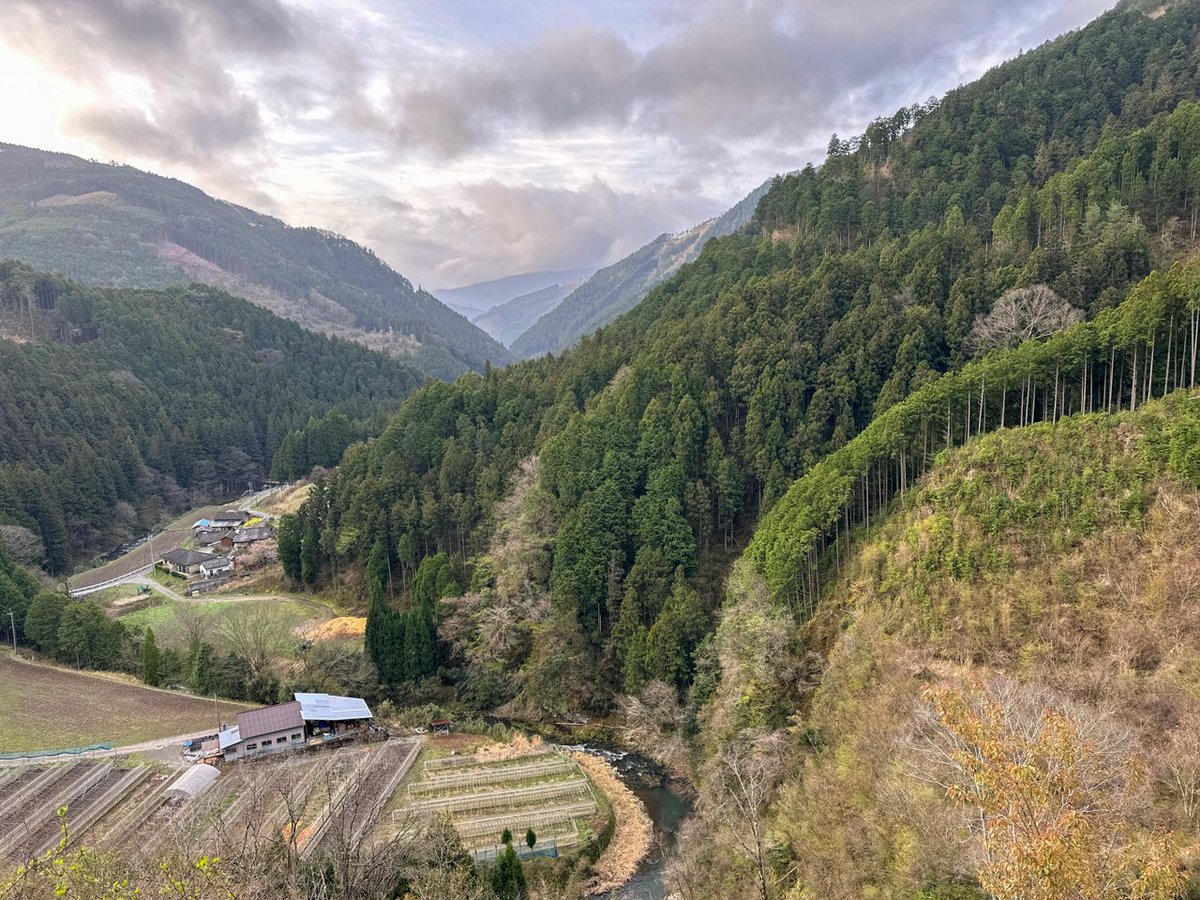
[0,0,1114,288]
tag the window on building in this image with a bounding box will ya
[261,739,272,746]
[246,743,257,750]
[292,733,302,741]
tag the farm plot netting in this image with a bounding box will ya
[408,758,575,794]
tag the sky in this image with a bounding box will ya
[0,0,1116,289]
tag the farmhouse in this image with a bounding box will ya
[198,556,233,578]
[219,692,374,762]
[192,528,227,548]
[210,509,251,529]
[159,548,222,577]
[220,524,275,551]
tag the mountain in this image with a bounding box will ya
[0,261,423,573]
[509,178,772,358]
[470,278,587,345]
[0,144,511,380]
[278,0,1200,717]
[433,268,594,317]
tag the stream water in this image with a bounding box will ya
[560,744,693,900]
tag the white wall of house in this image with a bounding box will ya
[225,728,307,761]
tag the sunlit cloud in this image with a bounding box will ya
[0,0,1114,286]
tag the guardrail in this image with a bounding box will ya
[68,567,154,598]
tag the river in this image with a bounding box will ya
[561,744,693,900]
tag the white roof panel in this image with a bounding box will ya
[218,726,241,750]
[293,692,372,722]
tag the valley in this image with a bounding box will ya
[4,0,1200,897]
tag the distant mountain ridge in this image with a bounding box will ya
[509,178,773,358]
[470,279,587,346]
[0,143,512,380]
[434,268,594,317]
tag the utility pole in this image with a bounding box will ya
[7,610,15,652]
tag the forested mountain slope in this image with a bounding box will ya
[509,177,772,358]
[676,386,1200,898]
[0,261,423,573]
[284,0,1200,718]
[433,268,593,317]
[0,144,511,379]
[471,279,587,346]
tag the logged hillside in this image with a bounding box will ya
[0,262,422,573]
[0,144,511,379]
[676,390,1200,899]
[509,178,771,358]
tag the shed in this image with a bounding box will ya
[199,556,233,578]
[166,764,221,800]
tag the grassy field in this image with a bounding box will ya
[119,597,320,649]
[0,656,247,752]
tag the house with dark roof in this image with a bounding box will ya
[210,510,251,529]
[159,548,222,577]
[220,524,276,551]
[221,701,307,762]
[193,528,228,548]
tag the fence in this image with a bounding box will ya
[470,837,560,864]
[0,742,113,761]
[68,569,153,598]
[408,778,593,816]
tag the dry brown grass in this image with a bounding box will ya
[260,482,314,517]
[302,615,366,641]
[572,751,652,894]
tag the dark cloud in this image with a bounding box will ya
[385,0,1113,158]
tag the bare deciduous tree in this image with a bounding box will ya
[620,680,688,774]
[700,731,786,900]
[0,524,44,565]
[1162,713,1200,827]
[967,285,1082,353]
[215,602,293,673]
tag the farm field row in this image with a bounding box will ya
[0,655,246,753]
[0,737,418,876]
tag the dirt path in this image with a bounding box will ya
[137,578,338,620]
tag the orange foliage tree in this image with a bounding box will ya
[917,677,1185,900]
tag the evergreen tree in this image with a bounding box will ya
[141,628,161,687]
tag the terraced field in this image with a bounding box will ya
[394,748,600,860]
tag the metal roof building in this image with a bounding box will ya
[237,701,304,741]
[295,692,373,722]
